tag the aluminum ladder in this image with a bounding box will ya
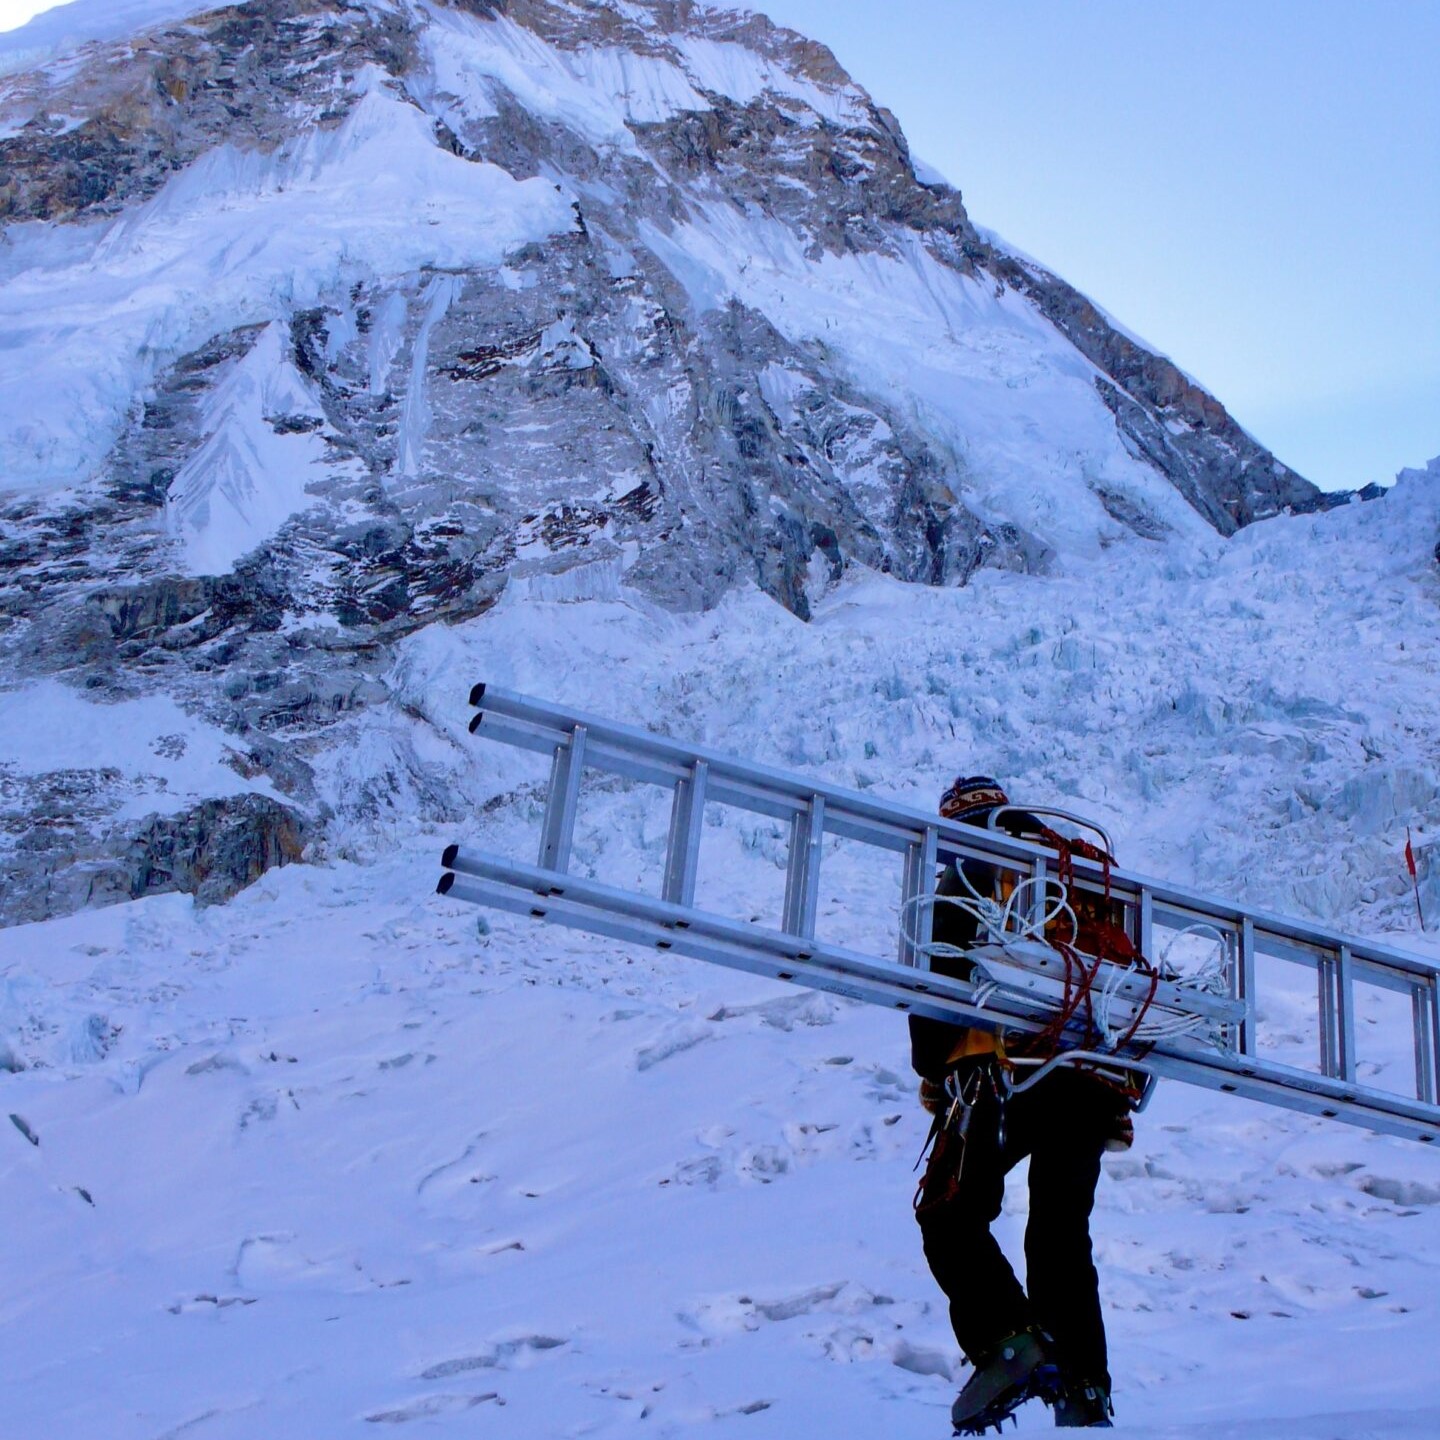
[437,685,1440,1145]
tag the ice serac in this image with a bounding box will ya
[0,0,1376,922]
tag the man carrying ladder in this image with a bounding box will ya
[913,777,1135,1432]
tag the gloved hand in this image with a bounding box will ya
[919,1076,948,1115]
[1104,1111,1135,1152]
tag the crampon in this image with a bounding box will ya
[950,1329,1061,1435]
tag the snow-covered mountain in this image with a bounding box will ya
[2,3,1439,1437]
[0,0,1366,923]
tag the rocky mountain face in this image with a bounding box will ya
[0,0,1355,923]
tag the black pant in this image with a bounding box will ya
[915,1062,1112,1390]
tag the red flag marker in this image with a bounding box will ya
[1407,827,1427,931]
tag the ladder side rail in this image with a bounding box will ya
[1149,1043,1439,1143]
[451,848,1202,1018]
[447,849,1229,1040]
[468,710,569,756]
[478,685,961,833]
[538,725,587,874]
[662,760,709,908]
[449,847,902,974]
[438,859,1282,1056]
[936,841,1039,874]
[704,773,807,823]
[471,684,1440,984]
[1349,952,1430,996]
[472,709,691,790]
[440,861,993,1009]
[1250,926,1334,969]
[1133,879,1440,982]
[826,806,938,855]
[782,796,826,940]
[476,685,1142,881]
[438,868,1440,1144]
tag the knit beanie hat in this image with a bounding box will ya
[939,774,1009,823]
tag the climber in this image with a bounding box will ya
[912,776,1134,1433]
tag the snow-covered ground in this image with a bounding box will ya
[4,461,1439,1438]
[3,849,1439,1439]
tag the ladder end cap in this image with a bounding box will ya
[469,682,487,707]
[441,843,459,868]
[468,713,484,734]
[436,872,456,896]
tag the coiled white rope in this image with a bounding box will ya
[898,862,1077,952]
[901,878,1234,1051]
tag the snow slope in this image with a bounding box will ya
[3,841,1438,1439]
[0,0,219,75]
[0,678,281,818]
[4,461,1439,1438]
[640,208,1214,558]
[0,70,575,492]
[165,322,360,575]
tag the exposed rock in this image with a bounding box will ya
[0,788,308,923]
[129,792,308,906]
[0,0,416,222]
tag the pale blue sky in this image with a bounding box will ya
[754,0,1439,491]
[3,0,1435,490]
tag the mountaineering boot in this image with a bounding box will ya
[1052,1380,1113,1428]
[950,1329,1057,1435]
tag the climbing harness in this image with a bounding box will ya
[914,1058,1010,1214]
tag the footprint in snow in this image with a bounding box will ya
[365,1392,499,1423]
[888,1339,954,1380]
[1357,1174,1440,1206]
[167,1293,258,1315]
[415,1134,497,1212]
[681,1282,846,1335]
[663,1117,894,1190]
[634,1021,711,1071]
[419,1335,566,1379]
[681,1282,944,1379]
[706,992,838,1031]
